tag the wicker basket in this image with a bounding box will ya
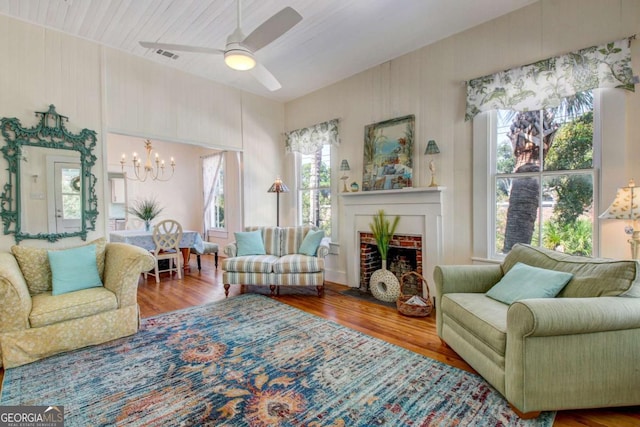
[396,271,433,317]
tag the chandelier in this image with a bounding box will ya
[120,140,175,182]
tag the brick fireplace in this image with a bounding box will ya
[341,187,443,298]
[359,232,423,294]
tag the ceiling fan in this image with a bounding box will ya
[139,0,302,91]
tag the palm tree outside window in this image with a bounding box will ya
[493,92,594,256]
[299,144,331,237]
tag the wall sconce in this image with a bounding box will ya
[599,179,640,258]
[424,140,440,187]
[339,160,351,192]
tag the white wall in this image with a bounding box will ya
[284,0,640,284]
[0,14,285,250]
[240,92,287,227]
[0,16,103,248]
[104,48,244,150]
[105,133,213,231]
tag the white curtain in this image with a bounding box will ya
[202,152,224,235]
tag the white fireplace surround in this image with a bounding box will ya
[341,187,444,297]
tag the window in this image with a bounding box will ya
[468,38,633,261]
[286,118,339,238]
[209,161,224,229]
[298,144,331,237]
[203,153,225,231]
[492,94,595,257]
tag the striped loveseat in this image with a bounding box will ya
[222,226,330,297]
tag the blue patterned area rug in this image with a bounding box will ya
[1,294,555,426]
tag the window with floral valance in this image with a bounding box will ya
[286,119,339,237]
[285,119,340,154]
[465,37,636,121]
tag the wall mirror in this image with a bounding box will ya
[0,105,99,243]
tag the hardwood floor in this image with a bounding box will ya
[2,254,639,426]
[139,256,639,427]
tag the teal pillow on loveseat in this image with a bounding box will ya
[235,230,266,256]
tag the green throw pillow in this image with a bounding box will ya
[48,244,103,296]
[235,230,266,256]
[486,262,573,305]
[298,229,325,256]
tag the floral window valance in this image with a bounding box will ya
[465,37,636,121]
[285,119,340,155]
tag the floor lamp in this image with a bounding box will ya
[599,179,640,258]
[267,177,289,226]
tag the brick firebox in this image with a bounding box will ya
[359,232,423,295]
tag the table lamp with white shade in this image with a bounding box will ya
[599,179,640,258]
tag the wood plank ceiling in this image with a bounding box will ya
[0,0,536,102]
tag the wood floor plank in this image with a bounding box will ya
[2,253,638,426]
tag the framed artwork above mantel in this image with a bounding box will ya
[362,115,414,191]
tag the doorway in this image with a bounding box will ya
[47,159,82,233]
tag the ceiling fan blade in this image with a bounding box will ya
[242,7,302,52]
[250,63,282,91]
[139,41,224,55]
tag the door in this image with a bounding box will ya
[53,162,82,233]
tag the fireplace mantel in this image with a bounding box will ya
[341,186,445,200]
[341,187,444,297]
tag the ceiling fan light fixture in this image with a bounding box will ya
[224,49,256,71]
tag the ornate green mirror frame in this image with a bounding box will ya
[0,105,99,243]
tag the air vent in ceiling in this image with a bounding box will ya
[155,49,179,60]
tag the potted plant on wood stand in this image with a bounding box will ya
[127,197,164,231]
[369,210,401,302]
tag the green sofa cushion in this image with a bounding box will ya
[503,244,640,298]
[441,293,509,358]
[486,262,573,305]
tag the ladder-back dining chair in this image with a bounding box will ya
[144,219,183,283]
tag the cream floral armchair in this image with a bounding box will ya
[0,238,154,368]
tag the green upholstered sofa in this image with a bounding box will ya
[434,244,640,418]
[222,226,330,297]
[0,239,154,368]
